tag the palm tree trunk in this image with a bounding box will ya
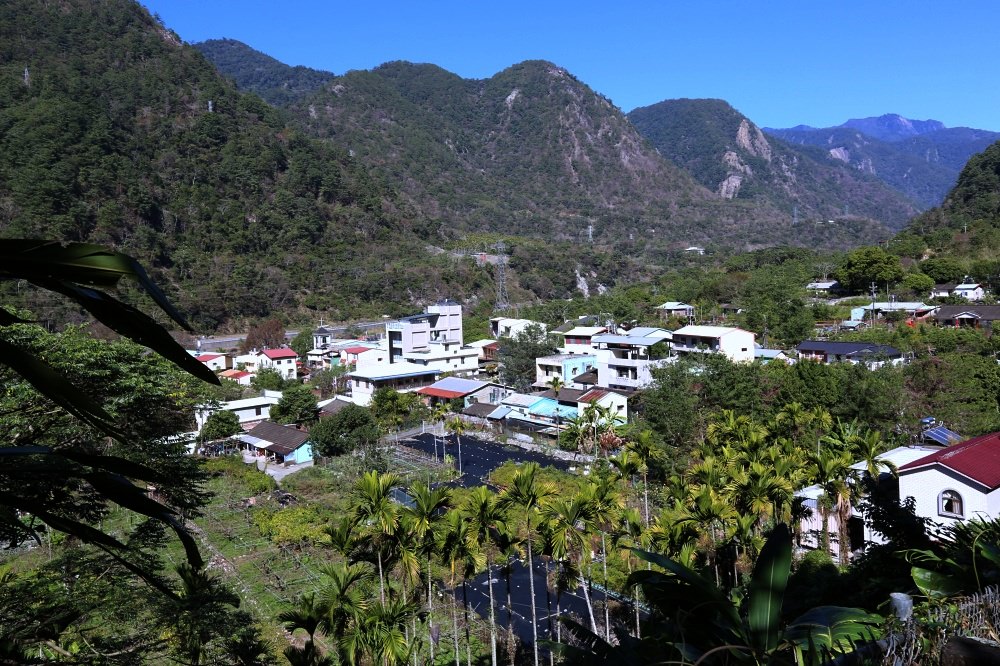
[487,556,497,666]
[428,559,435,664]
[642,473,650,527]
[505,568,515,666]
[580,571,597,634]
[462,580,472,666]
[601,532,610,641]
[378,551,386,604]
[453,602,460,666]
[527,535,539,666]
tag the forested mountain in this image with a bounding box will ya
[899,138,1000,260]
[768,115,999,209]
[194,38,335,106]
[0,0,515,329]
[626,99,920,229]
[198,40,897,251]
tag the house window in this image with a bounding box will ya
[939,490,964,518]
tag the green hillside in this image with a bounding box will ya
[199,41,899,252]
[194,38,335,107]
[0,0,506,328]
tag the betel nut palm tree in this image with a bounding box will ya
[497,462,555,666]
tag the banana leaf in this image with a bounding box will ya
[747,523,792,653]
[0,240,189,330]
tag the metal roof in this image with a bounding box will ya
[900,431,1000,490]
[796,340,900,358]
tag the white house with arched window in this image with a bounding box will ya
[898,431,1000,527]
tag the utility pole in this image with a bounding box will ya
[870,282,878,326]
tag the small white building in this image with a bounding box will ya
[195,353,229,373]
[592,327,672,390]
[556,326,607,355]
[386,300,464,363]
[576,388,628,423]
[953,282,986,302]
[899,431,1000,528]
[489,317,547,339]
[402,339,479,376]
[348,361,441,406]
[194,390,284,431]
[805,280,840,294]
[654,301,694,321]
[258,348,298,380]
[671,325,755,363]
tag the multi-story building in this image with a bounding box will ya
[592,327,672,390]
[386,300,464,363]
[535,354,597,388]
[670,325,755,363]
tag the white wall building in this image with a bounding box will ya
[402,339,479,376]
[898,431,1000,528]
[490,317,547,339]
[194,390,284,431]
[954,282,986,302]
[386,300,464,363]
[556,326,606,355]
[592,327,671,390]
[535,354,597,388]
[258,348,298,380]
[348,362,441,406]
[671,325,755,363]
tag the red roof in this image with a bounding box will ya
[415,387,465,399]
[344,346,372,355]
[578,388,610,403]
[484,341,500,350]
[228,371,251,379]
[196,354,222,362]
[899,431,1000,490]
[261,348,297,360]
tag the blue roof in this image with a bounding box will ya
[427,377,488,394]
[923,425,962,446]
[527,397,577,419]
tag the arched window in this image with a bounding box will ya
[939,490,964,518]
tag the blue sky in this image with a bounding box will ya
[142,1,999,130]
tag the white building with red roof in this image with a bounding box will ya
[899,431,1000,526]
[195,353,229,373]
[258,347,299,380]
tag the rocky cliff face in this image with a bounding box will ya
[627,98,920,228]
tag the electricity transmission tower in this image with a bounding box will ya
[494,240,510,311]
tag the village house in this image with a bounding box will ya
[930,283,957,299]
[386,300,464,363]
[796,340,905,368]
[576,388,629,423]
[238,420,313,465]
[806,280,841,295]
[402,338,479,376]
[348,361,441,406]
[489,317,547,339]
[466,339,499,364]
[898,430,1000,527]
[218,369,253,386]
[671,325,755,363]
[534,353,597,389]
[554,326,607,355]
[953,281,986,301]
[415,377,509,409]
[195,353,230,373]
[591,327,672,390]
[194,390,284,431]
[654,301,695,321]
[258,347,298,380]
[932,305,1000,332]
